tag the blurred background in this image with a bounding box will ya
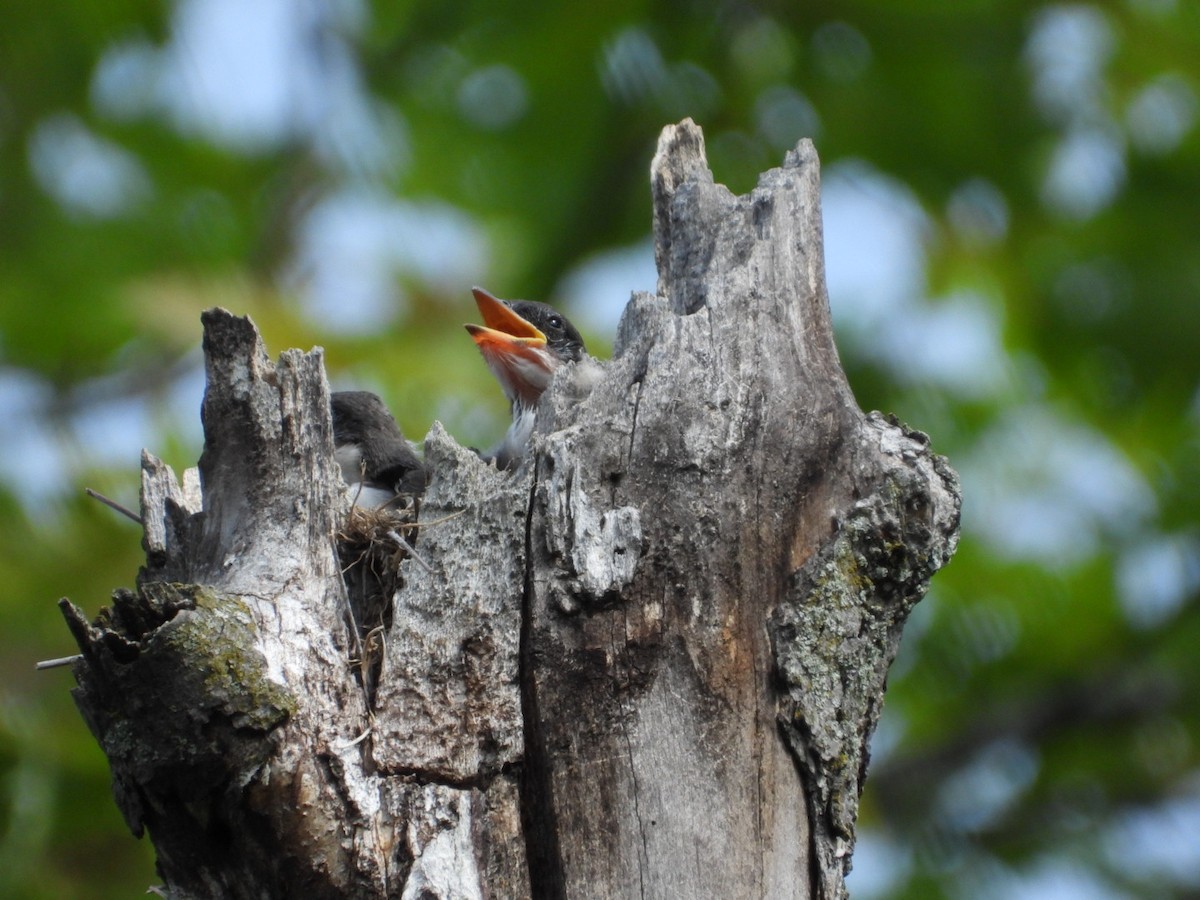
[2,0,1198,897]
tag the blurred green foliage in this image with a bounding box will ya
[2,1,1199,897]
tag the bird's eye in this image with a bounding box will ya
[548,315,563,330]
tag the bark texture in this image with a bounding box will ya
[61,120,959,899]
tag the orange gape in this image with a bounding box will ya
[465,286,577,409]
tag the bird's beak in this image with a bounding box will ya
[465,286,547,349]
[465,287,555,407]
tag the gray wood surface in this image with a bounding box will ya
[61,119,959,900]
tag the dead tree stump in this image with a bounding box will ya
[61,119,960,900]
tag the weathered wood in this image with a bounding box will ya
[60,119,959,900]
[518,121,958,899]
[65,314,530,897]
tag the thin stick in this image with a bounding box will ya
[36,654,82,670]
[335,724,373,750]
[411,508,466,529]
[386,531,434,574]
[85,488,143,525]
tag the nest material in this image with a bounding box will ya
[337,496,421,707]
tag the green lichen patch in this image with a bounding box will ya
[71,582,295,816]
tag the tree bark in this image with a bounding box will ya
[61,119,959,899]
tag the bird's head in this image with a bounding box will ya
[465,286,586,409]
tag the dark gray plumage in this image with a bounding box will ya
[331,391,426,505]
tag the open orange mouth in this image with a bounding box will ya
[465,286,546,346]
[465,287,555,406]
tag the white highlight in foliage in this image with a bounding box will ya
[1117,532,1200,629]
[557,239,656,335]
[284,189,489,333]
[960,404,1155,566]
[1126,72,1197,155]
[27,114,150,219]
[823,164,1010,399]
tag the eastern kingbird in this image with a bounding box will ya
[331,391,426,508]
[465,286,601,469]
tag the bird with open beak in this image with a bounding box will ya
[465,286,600,469]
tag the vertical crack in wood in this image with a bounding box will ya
[615,603,649,900]
[518,458,566,899]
